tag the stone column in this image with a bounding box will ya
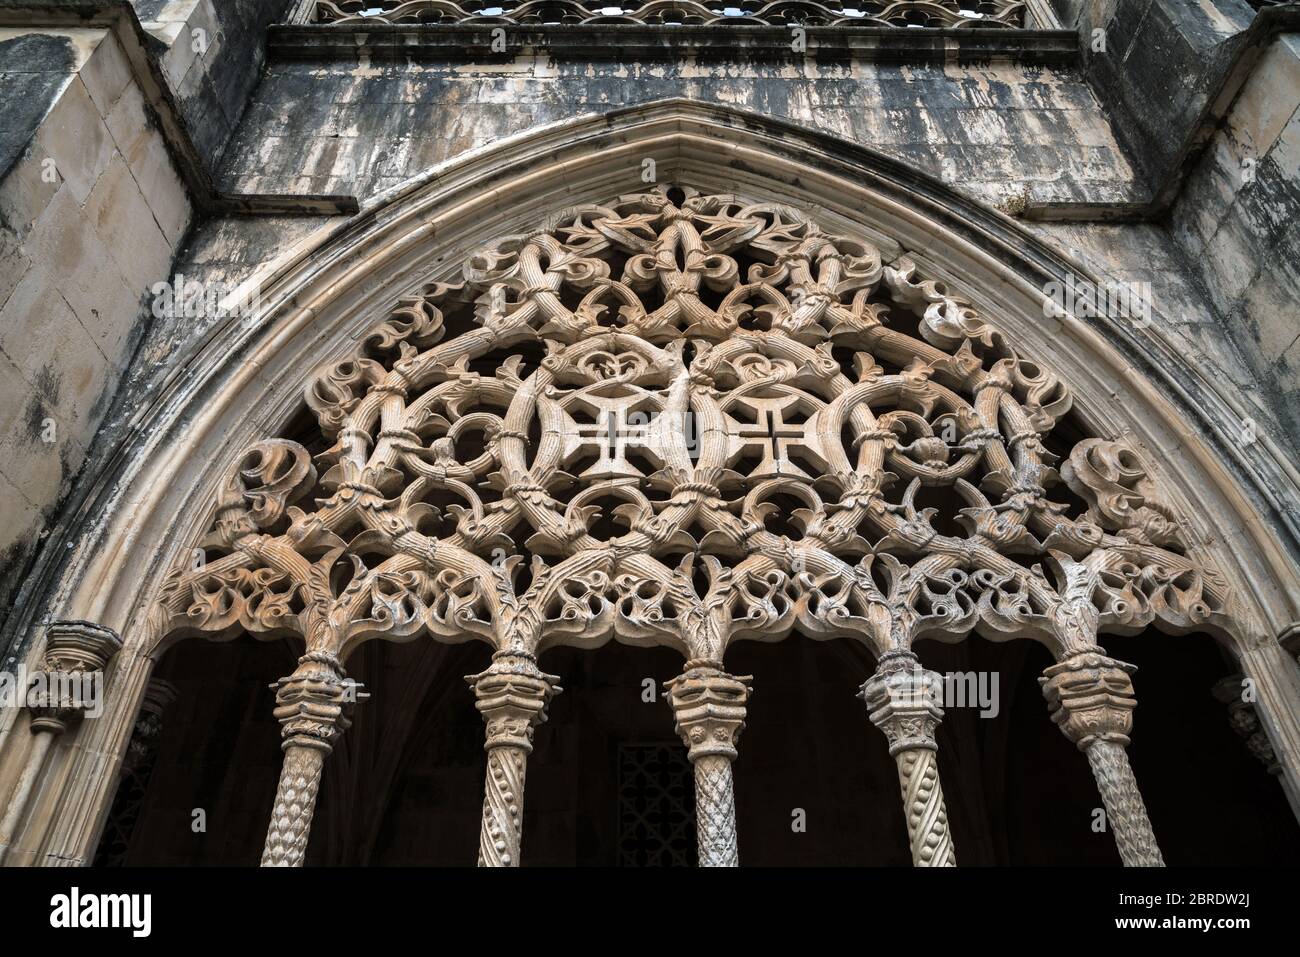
[665,660,752,867]
[859,650,957,867]
[1211,675,1282,776]
[260,653,355,867]
[0,620,122,865]
[466,653,560,868]
[1040,649,1164,867]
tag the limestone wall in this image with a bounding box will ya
[0,23,191,614]
[130,0,297,167]
[219,49,1135,210]
[1171,32,1300,445]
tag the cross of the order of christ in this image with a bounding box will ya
[729,393,825,481]
[564,393,665,481]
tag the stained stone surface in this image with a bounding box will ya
[0,0,1298,869]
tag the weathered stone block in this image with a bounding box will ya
[34,77,114,206]
[83,155,173,297]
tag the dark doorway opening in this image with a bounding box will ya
[112,629,1298,865]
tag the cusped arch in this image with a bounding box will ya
[8,99,1300,869]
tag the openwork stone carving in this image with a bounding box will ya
[309,0,1027,29]
[152,185,1226,865]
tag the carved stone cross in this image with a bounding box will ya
[729,394,823,480]
[563,392,658,481]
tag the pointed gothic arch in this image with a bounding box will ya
[4,100,1298,869]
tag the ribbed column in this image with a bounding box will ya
[665,660,752,868]
[0,620,121,866]
[860,651,956,867]
[260,653,353,867]
[1041,649,1164,867]
[467,653,560,868]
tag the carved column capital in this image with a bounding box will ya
[859,651,944,755]
[466,653,561,753]
[1040,649,1137,750]
[269,652,353,755]
[665,660,752,762]
[40,620,122,672]
[30,620,123,734]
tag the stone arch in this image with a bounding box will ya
[3,99,1297,869]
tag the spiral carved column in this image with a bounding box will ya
[1041,649,1164,867]
[260,653,353,867]
[0,620,121,866]
[860,651,956,867]
[665,660,752,867]
[467,653,560,868]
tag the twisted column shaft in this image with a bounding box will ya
[894,747,955,866]
[260,654,353,867]
[666,660,751,868]
[860,651,956,867]
[1041,649,1164,867]
[467,654,560,868]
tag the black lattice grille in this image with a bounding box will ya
[617,743,694,867]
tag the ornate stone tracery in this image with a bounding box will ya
[150,185,1230,866]
[308,0,1028,30]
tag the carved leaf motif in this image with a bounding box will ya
[157,186,1224,661]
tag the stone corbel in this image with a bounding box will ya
[0,620,122,866]
[1280,623,1300,669]
[1212,675,1281,776]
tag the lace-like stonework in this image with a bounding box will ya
[153,185,1225,679]
[309,0,1027,29]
